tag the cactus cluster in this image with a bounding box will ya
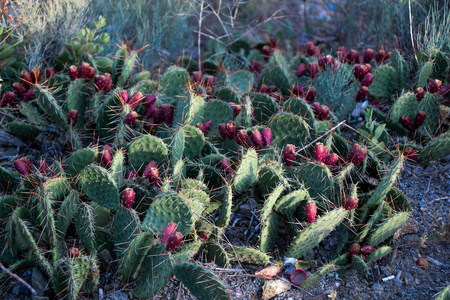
[0,33,449,299]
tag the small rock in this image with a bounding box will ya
[380,266,391,277]
[239,198,257,217]
[262,279,291,300]
[105,291,129,300]
[32,267,48,296]
[372,283,384,292]
[394,279,403,287]
[98,249,113,269]
[404,272,414,284]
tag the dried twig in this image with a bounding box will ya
[0,262,36,295]
[295,121,346,154]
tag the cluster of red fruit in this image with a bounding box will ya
[218,121,273,150]
[349,243,376,261]
[13,156,56,177]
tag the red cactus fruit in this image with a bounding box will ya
[67,247,80,259]
[417,257,429,270]
[236,130,248,146]
[365,64,372,73]
[361,245,375,255]
[268,85,278,93]
[363,48,374,63]
[45,68,55,79]
[361,73,374,87]
[404,147,419,161]
[293,84,304,96]
[14,159,30,176]
[305,42,316,56]
[220,158,234,176]
[145,102,158,118]
[143,95,157,108]
[305,87,317,102]
[283,144,296,167]
[225,121,236,139]
[87,67,96,79]
[349,243,361,258]
[119,91,129,104]
[101,150,112,168]
[324,153,339,166]
[38,160,49,175]
[161,222,177,244]
[94,74,112,92]
[356,86,369,101]
[13,83,27,97]
[68,66,77,81]
[336,50,346,62]
[305,201,317,224]
[251,129,264,149]
[317,55,326,69]
[309,63,319,79]
[375,50,386,64]
[311,102,321,117]
[439,85,450,97]
[346,49,359,64]
[166,232,183,252]
[68,109,78,127]
[104,145,113,153]
[325,55,335,67]
[262,128,272,147]
[349,144,367,164]
[319,105,329,120]
[296,63,307,77]
[354,64,362,79]
[290,269,308,286]
[426,78,442,93]
[23,88,36,102]
[0,91,15,108]
[126,170,138,179]
[121,188,135,209]
[314,143,329,163]
[229,103,242,117]
[259,84,269,93]
[250,61,263,73]
[205,76,216,88]
[219,123,228,139]
[246,135,256,148]
[255,266,280,278]
[262,45,274,58]
[400,115,414,131]
[124,111,138,125]
[196,120,212,135]
[414,87,425,101]
[148,167,160,187]
[30,67,42,84]
[192,71,202,84]
[198,232,208,241]
[77,62,91,78]
[20,70,33,87]
[414,111,426,128]
[344,195,359,210]
[161,104,174,126]
[128,92,144,109]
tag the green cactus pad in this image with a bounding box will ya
[255,164,289,200]
[252,93,280,124]
[117,50,137,87]
[201,100,235,135]
[367,212,409,246]
[230,70,254,95]
[7,207,31,251]
[174,262,230,300]
[216,185,233,227]
[389,50,409,89]
[416,61,433,88]
[369,65,397,98]
[66,147,99,177]
[142,192,194,235]
[75,203,96,252]
[159,66,190,97]
[386,187,411,211]
[111,48,128,84]
[233,148,258,193]
[260,185,285,222]
[171,241,202,265]
[128,135,169,172]
[119,232,154,279]
[79,165,120,210]
[4,121,42,141]
[283,97,315,124]
[33,84,69,130]
[432,51,449,80]
[96,89,123,139]
[180,188,209,217]
[419,134,450,162]
[268,112,310,148]
[259,64,291,95]
[235,96,253,128]
[351,255,369,276]
[274,188,310,215]
[286,208,348,258]
[418,93,440,134]
[366,246,392,263]
[186,163,225,190]
[367,157,403,208]
[215,87,242,104]
[0,165,20,192]
[110,150,125,187]
[226,246,271,265]
[31,190,56,245]
[435,285,450,300]
[134,244,173,299]
[130,79,157,95]
[173,93,205,126]
[56,191,80,240]
[260,212,280,253]
[293,162,334,201]
[67,78,88,128]
[206,240,230,267]
[129,70,151,87]
[181,125,205,159]
[114,207,140,257]
[52,257,91,300]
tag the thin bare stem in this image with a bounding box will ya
[295,121,346,154]
[197,0,204,72]
[0,262,37,295]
